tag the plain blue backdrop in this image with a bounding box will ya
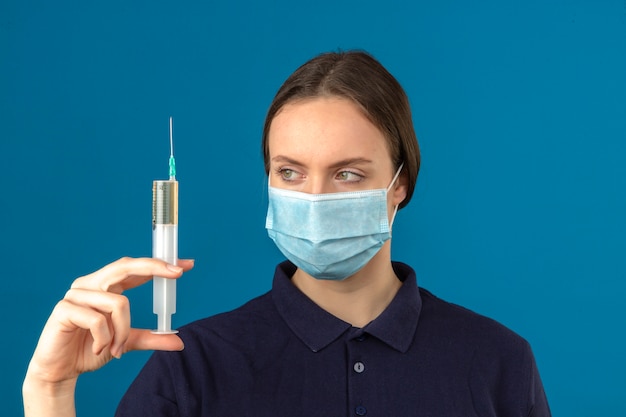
[2,1,625,415]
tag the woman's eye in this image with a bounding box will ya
[336,171,362,182]
[280,169,296,181]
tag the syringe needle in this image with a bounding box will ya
[168,116,176,180]
[169,117,174,157]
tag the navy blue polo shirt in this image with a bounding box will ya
[116,261,550,416]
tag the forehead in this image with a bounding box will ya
[268,97,392,163]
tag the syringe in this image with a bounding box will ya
[151,116,179,334]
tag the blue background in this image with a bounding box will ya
[2,1,625,415]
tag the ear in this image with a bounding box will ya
[391,170,408,207]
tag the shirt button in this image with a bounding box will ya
[355,405,367,415]
[356,334,367,342]
[353,361,365,373]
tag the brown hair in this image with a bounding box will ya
[262,50,420,209]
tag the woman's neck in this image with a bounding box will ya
[291,245,401,328]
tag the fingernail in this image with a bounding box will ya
[167,264,183,273]
[111,347,122,359]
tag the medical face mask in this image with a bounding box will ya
[265,164,403,281]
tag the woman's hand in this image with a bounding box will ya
[23,257,194,417]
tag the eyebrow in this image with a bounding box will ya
[271,155,374,169]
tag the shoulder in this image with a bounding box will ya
[417,288,547,411]
[138,290,291,386]
[178,290,288,353]
[116,292,288,414]
[418,287,530,353]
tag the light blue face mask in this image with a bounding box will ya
[265,164,404,281]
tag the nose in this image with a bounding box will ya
[302,173,333,194]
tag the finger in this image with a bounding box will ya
[64,288,131,358]
[71,257,185,294]
[124,329,184,353]
[177,258,195,271]
[50,300,113,356]
[110,258,194,294]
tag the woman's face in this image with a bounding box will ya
[268,96,407,211]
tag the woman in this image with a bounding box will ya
[23,51,550,416]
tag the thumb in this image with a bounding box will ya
[123,329,184,354]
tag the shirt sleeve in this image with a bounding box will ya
[526,346,551,417]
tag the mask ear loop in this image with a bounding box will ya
[387,163,405,230]
[387,162,405,193]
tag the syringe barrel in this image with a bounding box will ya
[152,180,178,334]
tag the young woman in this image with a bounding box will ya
[24,51,550,416]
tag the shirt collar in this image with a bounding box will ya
[271,261,422,353]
